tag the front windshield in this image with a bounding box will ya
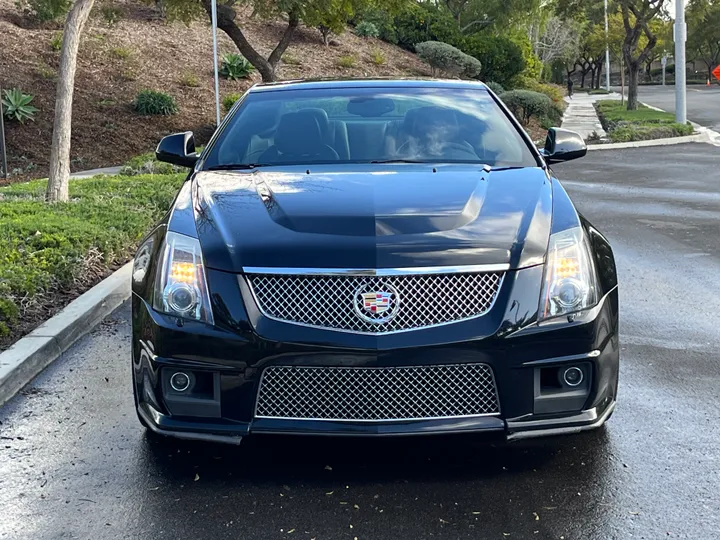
[202,86,539,169]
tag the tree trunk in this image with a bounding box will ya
[590,67,596,89]
[46,0,95,203]
[200,1,298,83]
[580,72,586,87]
[626,64,640,110]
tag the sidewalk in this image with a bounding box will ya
[560,93,620,139]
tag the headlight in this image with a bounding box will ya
[539,227,597,321]
[153,231,214,325]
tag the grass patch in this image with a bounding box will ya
[588,89,610,95]
[595,100,694,142]
[282,54,302,66]
[110,46,134,60]
[336,55,356,68]
[0,174,184,347]
[370,49,386,65]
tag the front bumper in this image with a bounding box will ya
[132,266,619,444]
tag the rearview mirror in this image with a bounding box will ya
[541,127,587,164]
[156,132,198,168]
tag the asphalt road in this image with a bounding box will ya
[634,85,720,131]
[1,144,719,540]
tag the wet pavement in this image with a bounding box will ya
[1,144,719,539]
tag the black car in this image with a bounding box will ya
[131,79,619,444]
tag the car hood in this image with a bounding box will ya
[188,164,553,272]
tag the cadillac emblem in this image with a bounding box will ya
[354,285,399,324]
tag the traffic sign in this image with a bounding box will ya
[713,65,720,82]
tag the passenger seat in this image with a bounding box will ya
[303,108,351,160]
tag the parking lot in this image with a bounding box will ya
[1,144,719,540]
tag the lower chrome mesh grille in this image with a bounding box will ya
[246,271,504,334]
[255,364,500,421]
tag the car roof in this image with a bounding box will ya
[248,78,489,93]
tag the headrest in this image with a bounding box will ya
[274,111,324,155]
[300,108,330,137]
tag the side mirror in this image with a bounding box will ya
[541,127,587,164]
[156,132,198,168]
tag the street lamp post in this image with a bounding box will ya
[604,0,611,91]
[675,0,687,124]
[210,0,221,127]
[0,83,8,179]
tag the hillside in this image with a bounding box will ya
[0,0,431,184]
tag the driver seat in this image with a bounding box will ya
[259,111,340,163]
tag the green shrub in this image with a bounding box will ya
[49,31,63,51]
[517,78,566,104]
[110,46,133,59]
[415,41,482,78]
[223,93,241,113]
[282,54,302,66]
[2,89,39,123]
[0,174,184,346]
[608,124,693,142]
[393,3,463,52]
[180,70,200,87]
[220,53,254,80]
[100,4,123,25]
[463,35,525,87]
[370,48,386,65]
[355,21,380,38]
[119,152,183,175]
[134,90,178,115]
[17,0,70,21]
[485,81,505,95]
[354,7,397,43]
[499,90,552,125]
[337,55,356,68]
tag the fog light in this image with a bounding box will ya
[562,366,584,387]
[170,371,192,392]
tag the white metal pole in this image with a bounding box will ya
[210,0,221,127]
[675,0,687,124]
[0,83,8,179]
[604,0,611,90]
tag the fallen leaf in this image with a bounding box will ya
[533,512,540,521]
[324,465,333,471]
[630,511,641,516]
[354,504,360,510]
[194,473,199,482]
[287,529,295,534]
[326,491,334,496]
[472,512,481,515]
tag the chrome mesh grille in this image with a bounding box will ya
[255,364,500,421]
[246,271,504,334]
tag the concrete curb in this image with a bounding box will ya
[587,131,711,150]
[0,262,132,406]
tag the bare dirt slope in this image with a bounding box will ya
[0,0,430,184]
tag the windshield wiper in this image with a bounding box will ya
[206,163,271,171]
[369,159,428,164]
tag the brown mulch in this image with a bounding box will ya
[0,0,430,185]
